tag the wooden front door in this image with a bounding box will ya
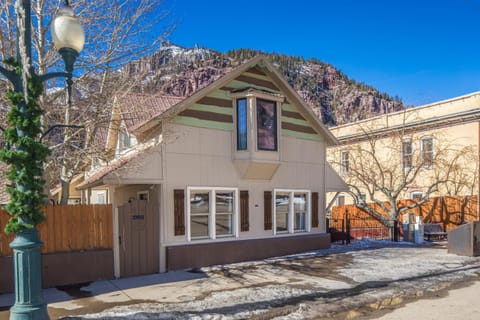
[118,199,159,277]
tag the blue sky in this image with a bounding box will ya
[167,0,480,107]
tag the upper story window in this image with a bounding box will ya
[256,99,277,151]
[337,194,345,206]
[421,137,434,168]
[236,98,248,151]
[118,128,131,152]
[341,151,349,175]
[402,140,413,170]
[232,89,283,154]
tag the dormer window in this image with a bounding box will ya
[118,128,131,152]
[231,88,284,180]
[236,98,248,151]
[256,99,277,151]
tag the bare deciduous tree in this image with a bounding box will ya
[0,0,174,203]
[330,118,478,237]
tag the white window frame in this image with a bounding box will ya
[273,189,311,235]
[186,187,239,242]
[340,150,349,175]
[420,136,434,169]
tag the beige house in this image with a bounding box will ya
[328,92,480,208]
[77,56,347,278]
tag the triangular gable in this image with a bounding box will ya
[325,162,349,192]
[136,56,339,146]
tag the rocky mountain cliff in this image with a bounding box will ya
[124,44,404,126]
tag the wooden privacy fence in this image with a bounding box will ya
[332,195,478,232]
[0,205,113,257]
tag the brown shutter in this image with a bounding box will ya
[240,190,249,232]
[174,189,185,235]
[264,191,272,230]
[311,192,319,228]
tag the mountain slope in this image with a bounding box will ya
[124,44,404,126]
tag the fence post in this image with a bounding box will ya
[326,218,330,233]
[341,219,345,245]
[346,209,351,244]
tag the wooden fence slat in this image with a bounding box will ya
[332,195,478,232]
[0,204,113,257]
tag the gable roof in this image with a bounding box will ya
[132,55,339,146]
[118,94,183,133]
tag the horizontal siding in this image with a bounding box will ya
[282,130,322,141]
[179,109,232,123]
[172,116,233,131]
[189,103,233,115]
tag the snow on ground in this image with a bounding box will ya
[61,240,480,320]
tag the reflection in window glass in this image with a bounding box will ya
[275,193,289,232]
[294,193,307,231]
[190,191,209,238]
[216,192,233,236]
[257,99,277,151]
[274,190,310,234]
[237,99,248,150]
[421,137,433,167]
[189,189,237,239]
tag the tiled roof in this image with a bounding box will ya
[118,94,183,133]
[76,150,145,189]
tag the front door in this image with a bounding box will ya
[118,199,159,277]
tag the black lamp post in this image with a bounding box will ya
[0,1,84,319]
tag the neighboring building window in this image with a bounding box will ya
[256,99,277,151]
[341,151,349,175]
[411,192,423,201]
[118,128,131,152]
[236,98,248,150]
[402,140,413,170]
[274,189,310,234]
[421,137,434,168]
[188,187,238,240]
[337,194,345,206]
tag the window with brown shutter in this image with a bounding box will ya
[240,190,249,231]
[174,189,185,235]
[264,191,272,230]
[311,192,319,228]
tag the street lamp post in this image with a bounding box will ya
[0,1,84,319]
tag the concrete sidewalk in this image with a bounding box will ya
[0,271,207,319]
[1,241,479,319]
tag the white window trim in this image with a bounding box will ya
[273,189,311,235]
[411,191,423,200]
[186,187,239,242]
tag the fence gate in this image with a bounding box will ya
[118,199,159,277]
